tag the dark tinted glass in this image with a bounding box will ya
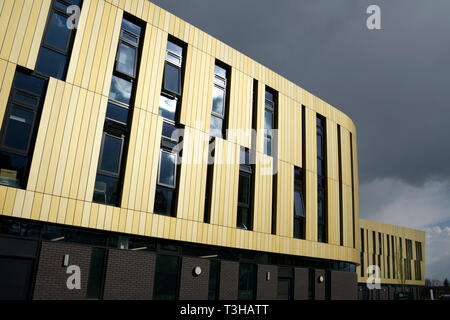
[317,158,324,176]
[86,248,106,299]
[14,92,38,106]
[238,174,250,205]
[13,72,47,95]
[265,91,274,102]
[100,135,122,174]
[294,168,303,188]
[35,47,67,79]
[294,190,305,217]
[154,255,179,300]
[106,102,129,124]
[212,86,224,115]
[164,62,180,94]
[3,107,34,151]
[317,135,323,157]
[0,151,27,187]
[93,174,119,206]
[159,151,176,187]
[208,260,219,300]
[116,42,136,76]
[158,95,177,121]
[162,121,177,140]
[109,76,132,105]
[238,263,256,300]
[154,187,173,216]
[45,12,70,50]
[237,207,249,230]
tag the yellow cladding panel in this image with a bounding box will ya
[0,0,368,265]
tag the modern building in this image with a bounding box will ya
[0,0,424,300]
[358,219,425,300]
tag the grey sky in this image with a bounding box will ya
[149,0,450,281]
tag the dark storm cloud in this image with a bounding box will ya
[150,0,450,186]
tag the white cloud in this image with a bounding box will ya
[360,178,450,281]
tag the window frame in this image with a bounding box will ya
[157,149,177,189]
[293,166,306,239]
[115,27,140,79]
[237,148,253,230]
[264,92,275,156]
[162,43,183,97]
[96,131,125,178]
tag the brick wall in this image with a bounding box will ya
[33,242,91,300]
[103,249,156,300]
[330,270,357,300]
[179,257,210,300]
[294,267,309,300]
[219,260,239,300]
[256,264,278,300]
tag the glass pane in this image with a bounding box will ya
[121,31,138,45]
[164,63,181,95]
[45,12,70,51]
[162,121,177,140]
[86,248,106,300]
[294,167,303,189]
[237,207,249,230]
[54,1,69,12]
[208,260,219,300]
[4,107,34,152]
[158,94,177,121]
[0,151,27,188]
[109,76,132,105]
[14,92,38,106]
[212,85,225,116]
[93,174,120,206]
[214,65,226,79]
[159,151,176,187]
[13,71,47,95]
[317,158,324,176]
[317,135,323,157]
[264,137,272,156]
[154,255,179,300]
[265,109,273,131]
[265,91,274,102]
[294,190,305,217]
[166,52,181,66]
[238,263,256,300]
[238,174,250,205]
[35,47,67,79]
[100,135,122,174]
[105,102,129,124]
[240,148,250,166]
[122,19,141,37]
[166,41,183,57]
[116,42,136,76]
[209,115,223,138]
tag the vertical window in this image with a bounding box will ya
[360,228,365,277]
[154,38,186,217]
[153,255,179,300]
[238,263,256,300]
[93,17,144,206]
[208,260,219,300]
[264,88,277,157]
[35,0,83,80]
[86,247,106,299]
[317,115,327,243]
[237,147,254,230]
[337,125,343,246]
[391,235,396,279]
[415,241,422,280]
[386,235,390,279]
[204,142,215,223]
[210,63,229,139]
[158,39,185,122]
[293,166,306,239]
[378,232,382,255]
[0,69,48,189]
[350,132,356,248]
